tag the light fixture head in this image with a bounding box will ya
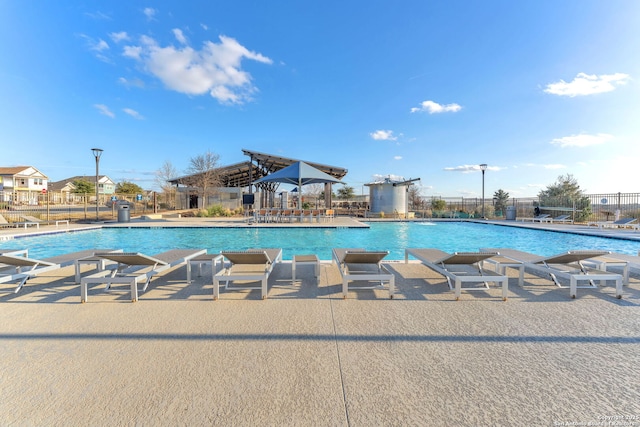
[91,148,104,159]
[479,163,488,171]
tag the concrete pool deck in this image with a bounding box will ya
[1,217,640,425]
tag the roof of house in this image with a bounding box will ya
[0,166,48,179]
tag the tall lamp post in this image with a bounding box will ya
[479,163,487,219]
[91,148,103,222]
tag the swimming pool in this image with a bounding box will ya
[2,222,640,260]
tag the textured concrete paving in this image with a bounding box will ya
[1,258,639,426]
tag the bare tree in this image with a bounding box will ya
[407,185,424,210]
[155,160,178,208]
[304,183,324,207]
[187,151,221,206]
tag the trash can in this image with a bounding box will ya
[117,203,130,223]
[506,206,516,220]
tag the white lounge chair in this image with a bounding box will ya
[480,248,623,299]
[0,254,61,292]
[519,214,550,223]
[18,215,43,228]
[405,249,508,300]
[333,248,395,299]
[214,249,282,300]
[0,214,13,229]
[542,214,573,224]
[80,249,206,302]
[587,217,637,229]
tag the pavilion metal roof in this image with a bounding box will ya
[168,149,348,189]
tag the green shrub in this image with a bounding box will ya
[206,204,232,217]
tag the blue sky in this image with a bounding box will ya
[1,1,638,197]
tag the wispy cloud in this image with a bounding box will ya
[172,28,188,45]
[109,31,129,43]
[118,77,145,88]
[544,72,630,97]
[143,7,157,20]
[123,108,144,119]
[523,163,566,169]
[411,100,462,114]
[121,33,272,104]
[550,133,613,148]
[85,11,111,20]
[201,23,209,31]
[394,156,402,160]
[370,130,397,141]
[94,104,115,118]
[443,165,499,173]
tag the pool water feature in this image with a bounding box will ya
[2,222,640,261]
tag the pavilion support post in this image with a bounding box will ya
[325,183,332,209]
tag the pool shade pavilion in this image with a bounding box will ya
[253,161,343,208]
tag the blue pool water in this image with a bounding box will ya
[2,222,640,260]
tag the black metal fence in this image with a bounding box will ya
[414,193,640,221]
[0,191,160,223]
[2,190,639,224]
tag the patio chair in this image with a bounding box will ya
[333,248,395,299]
[404,248,508,300]
[80,249,206,302]
[214,249,282,300]
[519,214,550,222]
[587,217,637,229]
[18,215,43,228]
[0,254,61,293]
[542,214,572,224]
[480,248,623,299]
[0,214,13,229]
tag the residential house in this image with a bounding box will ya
[48,175,116,203]
[0,166,48,204]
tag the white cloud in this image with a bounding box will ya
[543,164,566,170]
[143,7,157,20]
[201,23,208,31]
[94,104,115,118]
[394,156,402,160]
[550,133,613,148]
[123,45,143,59]
[110,31,129,43]
[173,28,187,45]
[544,72,630,97]
[123,108,144,119]
[443,165,499,173]
[411,100,462,114]
[370,130,397,141]
[122,33,272,104]
[118,77,145,88]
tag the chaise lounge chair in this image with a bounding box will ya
[0,214,14,229]
[587,217,637,229]
[80,249,206,302]
[213,249,282,300]
[405,248,508,300]
[333,248,395,299]
[519,214,550,223]
[0,254,61,292]
[542,214,573,224]
[480,248,623,299]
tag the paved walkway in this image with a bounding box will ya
[1,216,640,425]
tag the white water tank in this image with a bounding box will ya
[367,177,409,216]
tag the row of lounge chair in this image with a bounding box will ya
[0,214,69,229]
[1,246,635,301]
[253,209,334,223]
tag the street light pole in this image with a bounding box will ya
[480,163,487,219]
[91,148,103,222]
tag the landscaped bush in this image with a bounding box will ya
[206,204,232,217]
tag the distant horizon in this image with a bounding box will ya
[1,1,638,197]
